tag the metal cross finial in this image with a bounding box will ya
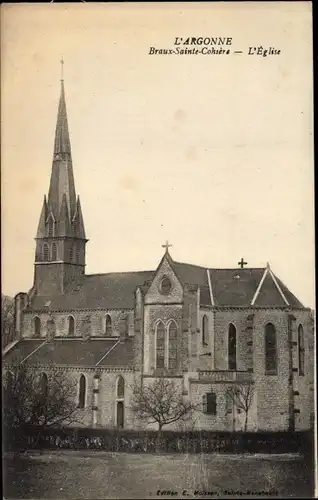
[60,57,64,81]
[238,257,247,269]
[161,240,172,252]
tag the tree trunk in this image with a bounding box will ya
[156,424,163,453]
[244,411,248,432]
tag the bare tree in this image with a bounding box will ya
[226,383,255,432]
[3,362,83,437]
[130,377,198,434]
[1,295,15,348]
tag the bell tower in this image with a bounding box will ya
[34,61,88,295]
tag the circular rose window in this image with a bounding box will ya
[160,277,172,295]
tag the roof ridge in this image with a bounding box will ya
[174,261,266,272]
[85,270,155,278]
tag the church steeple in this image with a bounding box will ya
[34,62,87,295]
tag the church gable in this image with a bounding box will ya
[145,254,183,304]
[252,271,288,307]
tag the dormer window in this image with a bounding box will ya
[160,277,172,295]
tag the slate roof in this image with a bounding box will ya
[172,261,303,308]
[3,338,134,368]
[28,271,155,311]
[25,257,303,312]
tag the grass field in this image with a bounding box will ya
[3,450,314,499]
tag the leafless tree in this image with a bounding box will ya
[3,362,83,437]
[226,383,255,432]
[130,377,198,434]
[1,295,15,348]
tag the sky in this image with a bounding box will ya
[1,2,315,308]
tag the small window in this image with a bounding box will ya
[203,392,217,415]
[69,246,74,263]
[160,277,172,295]
[78,374,86,409]
[52,243,58,261]
[43,244,49,262]
[72,218,77,233]
[265,323,277,375]
[202,315,208,345]
[34,316,41,336]
[117,376,125,399]
[156,321,165,369]
[68,316,75,336]
[105,315,112,336]
[298,325,305,376]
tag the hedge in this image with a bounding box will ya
[4,427,314,458]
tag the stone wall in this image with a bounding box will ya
[22,309,135,338]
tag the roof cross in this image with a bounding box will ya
[238,257,247,269]
[161,240,172,252]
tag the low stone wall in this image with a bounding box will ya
[4,427,313,457]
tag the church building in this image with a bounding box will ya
[3,73,314,432]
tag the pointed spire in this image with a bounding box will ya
[36,195,48,238]
[47,62,77,221]
[53,78,71,160]
[73,196,86,239]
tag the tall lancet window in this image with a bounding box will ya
[78,374,86,409]
[105,315,112,336]
[69,246,74,263]
[168,321,178,370]
[68,316,75,336]
[43,244,49,262]
[228,323,237,370]
[155,321,165,369]
[202,315,208,346]
[51,243,58,261]
[34,316,41,337]
[298,324,305,376]
[265,323,277,375]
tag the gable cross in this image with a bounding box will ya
[238,257,247,269]
[161,240,172,252]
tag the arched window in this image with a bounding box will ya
[68,316,75,336]
[47,218,54,237]
[105,315,112,336]
[156,321,165,369]
[265,323,277,375]
[43,244,49,262]
[116,401,124,429]
[298,324,305,376]
[39,372,48,397]
[117,376,125,398]
[78,374,86,409]
[34,316,41,337]
[51,243,58,261]
[168,321,178,370]
[228,323,237,370]
[202,315,208,345]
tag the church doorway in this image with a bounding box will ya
[116,401,124,429]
